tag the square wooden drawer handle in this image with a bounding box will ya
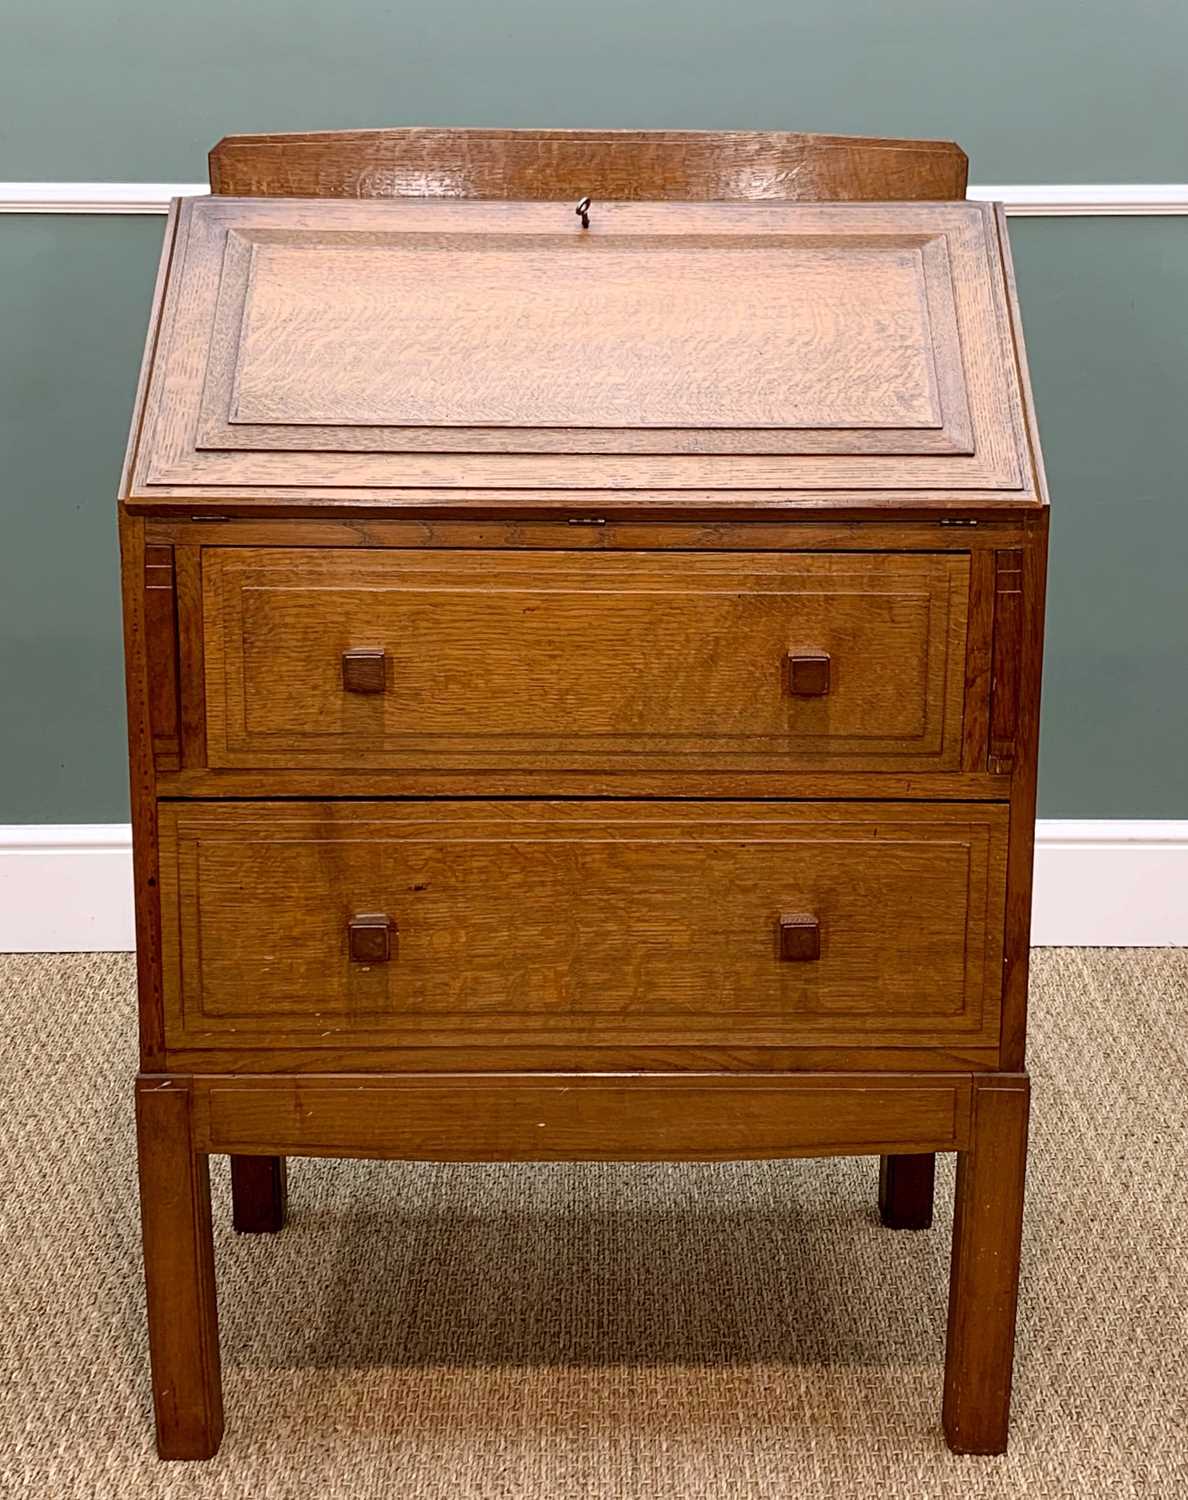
[342,647,387,694]
[778,913,821,962]
[348,912,396,964]
[786,651,831,697]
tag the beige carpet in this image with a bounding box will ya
[1,950,1186,1498]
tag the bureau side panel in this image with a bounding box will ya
[1000,515,1049,1067]
[119,510,166,1067]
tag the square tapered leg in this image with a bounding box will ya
[136,1079,223,1460]
[878,1152,936,1229]
[943,1076,1030,1455]
[230,1155,288,1233]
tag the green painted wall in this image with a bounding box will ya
[1,1,1186,821]
[0,217,162,823]
[1016,219,1188,818]
[2,213,1186,821]
[1,0,1187,184]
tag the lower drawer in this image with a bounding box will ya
[158,800,1007,1056]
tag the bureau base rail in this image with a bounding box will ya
[166,1070,975,1162]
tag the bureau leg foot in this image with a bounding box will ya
[878,1152,935,1229]
[231,1155,288,1233]
[942,1075,1029,1455]
[136,1079,224,1460]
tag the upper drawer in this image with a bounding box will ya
[202,548,969,774]
[125,197,1040,503]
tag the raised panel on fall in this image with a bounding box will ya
[128,196,1036,500]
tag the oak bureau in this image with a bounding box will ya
[120,128,1047,1459]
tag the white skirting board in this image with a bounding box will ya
[0,821,1184,953]
[1028,821,1188,946]
[0,826,135,952]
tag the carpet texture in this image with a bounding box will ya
[1,949,1185,1498]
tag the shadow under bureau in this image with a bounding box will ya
[120,131,1047,1460]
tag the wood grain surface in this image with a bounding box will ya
[878,1151,937,1230]
[135,1079,222,1458]
[209,127,968,204]
[229,1155,288,1234]
[185,1070,973,1162]
[156,799,1007,1057]
[943,1075,1030,1453]
[200,548,969,774]
[142,516,1032,551]
[119,513,166,1068]
[121,127,1046,1459]
[201,228,968,445]
[142,544,180,769]
[128,197,1034,503]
